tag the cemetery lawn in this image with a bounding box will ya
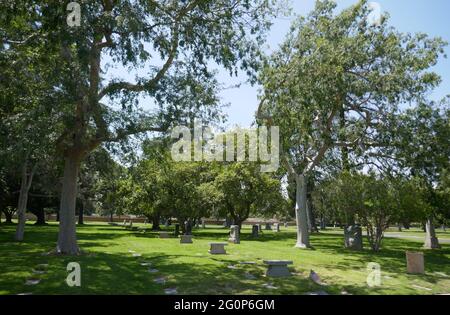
[0,222,449,295]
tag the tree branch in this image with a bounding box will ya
[98,0,202,99]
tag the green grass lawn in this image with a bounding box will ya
[0,222,449,295]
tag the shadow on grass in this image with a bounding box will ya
[1,223,448,295]
[0,224,339,295]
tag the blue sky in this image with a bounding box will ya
[103,1,450,128]
[219,0,450,127]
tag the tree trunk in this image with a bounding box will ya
[320,216,326,230]
[179,217,187,234]
[14,189,29,241]
[424,217,440,249]
[340,107,350,171]
[306,197,319,233]
[56,155,81,255]
[77,200,84,225]
[306,198,312,233]
[224,217,233,228]
[3,211,13,224]
[294,174,310,248]
[232,217,245,232]
[14,161,36,242]
[151,213,161,231]
[372,227,383,252]
[109,211,113,223]
[33,208,46,225]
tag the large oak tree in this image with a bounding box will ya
[1,0,279,254]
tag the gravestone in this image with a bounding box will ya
[265,223,272,230]
[319,219,326,230]
[159,231,170,239]
[263,260,293,277]
[273,223,280,232]
[174,224,180,237]
[165,288,178,295]
[154,276,166,284]
[202,219,206,229]
[25,279,41,286]
[228,225,240,244]
[306,291,329,295]
[184,221,192,235]
[164,220,169,228]
[406,252,425,274]
[252,225,259,237]
[309,270,325,285]
[284,222,288,228]
[344,225,363,250]
[180,234,193,244]
[208,242,227,254]
[262,283,278,290]
[258,224,263,233]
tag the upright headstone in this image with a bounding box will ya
[265,223,272,231]
[164,220,169,228]
[406,252,425,274]
[344,225,363,250]
[202,219,206,229]
[174,224,180,237]
[273,223,280,232]
[258,224,262,233]
[228,225,240,244]
[208,243,227,254]
[159,231,170,239]
[252,225,259,237]
[184,220,192,235]
[284,222,288,228]
[180,234,193,244]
